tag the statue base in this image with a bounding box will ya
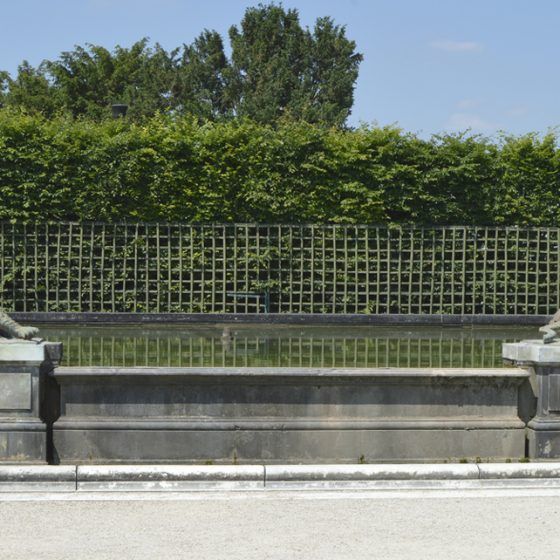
[0,339,62,463]
[503,339,560,459]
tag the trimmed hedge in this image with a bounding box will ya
[1,110,559,225]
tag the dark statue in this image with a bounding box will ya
[540,309,560,344]
[0,312,39,340]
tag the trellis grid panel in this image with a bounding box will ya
[1,223,558,315]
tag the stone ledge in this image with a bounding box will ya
[0,342,46,363]
[0,340,62,365]
[10,312,550,326]
[0,466,76,492]
[265,464,479,482]
[263,462,560,489]
[52,419,527,431]
[503,339,560,364]
[2,463,560,492]
[477,463,560,479]
[77,465,265,491]
[53,366,529,379]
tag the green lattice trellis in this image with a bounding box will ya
[1,223,558,315]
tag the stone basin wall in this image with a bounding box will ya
[49,366,531,464]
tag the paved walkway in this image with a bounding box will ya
[2,487,560,559]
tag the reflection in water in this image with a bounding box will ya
[221,327,234,353]
[38,325,539,368]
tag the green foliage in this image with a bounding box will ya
[1,110,560,225]
[303,17,363,126]
[0,4,362,127]
[419,133,499,225]
[0,70,8,102]
[227,5,361,125]
[45,39,176,120]
[3,61,61,116]
[493,132,560,225]
[175,30,231,120]
[228,5,309,123]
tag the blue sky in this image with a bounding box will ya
[1,0,559,137]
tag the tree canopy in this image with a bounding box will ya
[0,4,362,127]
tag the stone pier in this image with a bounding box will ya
[503,340,560,459]
[0,340,62,463]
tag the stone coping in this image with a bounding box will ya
[10,312,550,326]
[0,341,47,363]
[52,418,527,431]
[2,463,560,492]
[53,366,529,379]
[0,340,63,364]
[503,339,560,364]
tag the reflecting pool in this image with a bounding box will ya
[38,324,539,368]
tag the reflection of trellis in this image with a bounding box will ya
[1,222,559,314]
[47,332,508,369]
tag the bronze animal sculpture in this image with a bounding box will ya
[0,312,39,340]
[540,309,560,344]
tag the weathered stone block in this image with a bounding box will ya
[52,366,529,464]
[0,372,32,410]
[503,339,560,460]
[0,341,62,463]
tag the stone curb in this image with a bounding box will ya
[3,464,560,492]
[0,466,76,492]
[265,464,479,482]
[477,464,560,479]
[77,465,265,491]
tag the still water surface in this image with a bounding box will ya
[38,324,539,368]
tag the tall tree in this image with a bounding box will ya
[46,39,176,119]
[301,17,362,126]
[0,70,9,107]
[0,4,362,126]
[175,30,231,120]
[227,4,362,126]
[4,61,60,116]
[228,5,308,123]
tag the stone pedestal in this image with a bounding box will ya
[0,340,62,463]
[503,340,560,459]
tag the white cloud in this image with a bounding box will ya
[431,40,482,52]
[445,113,500,133]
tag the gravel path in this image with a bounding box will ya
[1,491,559,559]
